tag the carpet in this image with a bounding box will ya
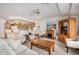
[24,39,79,55]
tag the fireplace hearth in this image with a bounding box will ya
[47,34,52,38]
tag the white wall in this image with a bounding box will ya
[77,17,79,34]
[33,17,58,35]
[76,16,79,35]
[78,20,79,34]
[0,19,6,37]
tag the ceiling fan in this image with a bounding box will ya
[35,9,40,14]
[30,9,40,16]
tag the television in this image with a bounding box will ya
[61,26,68,35]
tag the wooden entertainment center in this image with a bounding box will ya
[58,17,76,43]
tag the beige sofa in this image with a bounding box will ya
[0,38,38,55]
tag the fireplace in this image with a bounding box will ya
[47,34,52,38]
[46,29,54,39]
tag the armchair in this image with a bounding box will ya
[66,37,79,53]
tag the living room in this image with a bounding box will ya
[0,3,79,55]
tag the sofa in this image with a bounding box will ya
[0,38,16,55]
[5,29,26,44]
[0,38,38,55]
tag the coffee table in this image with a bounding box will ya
[31,38,55,55]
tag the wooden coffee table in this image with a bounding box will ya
[31,38,55,55]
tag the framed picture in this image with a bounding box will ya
[52,24,56,29]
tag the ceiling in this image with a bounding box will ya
[0,3,79,20]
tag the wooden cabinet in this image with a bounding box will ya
[5,20,35,30]
[58,17,76,43]
[58,34,68,43]
[68,18,76,38]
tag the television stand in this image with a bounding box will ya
[58,17,76,43]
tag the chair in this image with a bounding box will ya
[5,29,12,38]
[66,36,79,53]
[11,26,26,43]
